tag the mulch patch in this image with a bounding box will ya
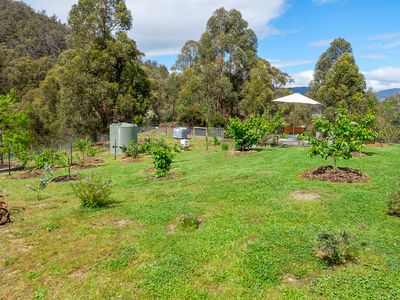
[7,170,42,179]
[147,173,183,181]
[227,150,258,158]
[302,166,368,183]
[51,175,81,183]
[120,157,143,163]
[70,164,99,170]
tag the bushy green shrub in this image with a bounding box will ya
[300,109,377,168]
[74,137,92,160]
[152,145,175,177]
[35,149,67,169]
[388,192,400,217]
[226,111,285,151]
[87,146,100,157]
[72,176,112,208]
[221,142,229,151]
[178,213,201,230]
[314,231,357,265]
[120,141,140,158]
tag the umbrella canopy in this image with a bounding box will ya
[272,93,321,105]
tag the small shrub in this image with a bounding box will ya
[388,192,400,217]
[178,213,201,230]
[221,142,229,151]
[121,141,140,158]
[74,137,92,160]
[87,146,100,157]
[26,165,53,200]
[152,145,175,177]
[72,176,112,208]
[226,111,285,151]
[35,149,67,169]
[140,139,154,154]
[314,231,357,265]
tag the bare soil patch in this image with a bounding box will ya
[290,190,321,201]
[71,164,99,171]
[227,150,258,158]
[114,219,133,227]
[7,170,42,179]
[51,175,81,183]
[367,143,390,148]
[351,151,372,157]
[282,274,301,285]
[167,224,177,234]
[120,157,143,163]
[302,166,368,183]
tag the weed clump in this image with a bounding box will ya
[178,213,201,230]
[314,231,358,265]
[388,191,400,217]
[72,176,112,208]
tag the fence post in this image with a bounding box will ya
[8,148,11,176]
[70,142,73,166]
[114,140,117,160]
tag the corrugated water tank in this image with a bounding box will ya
[109,123,138,155]
[173,127,188,139]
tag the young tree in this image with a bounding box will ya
[0,90,30,166]
[300,109,377,168]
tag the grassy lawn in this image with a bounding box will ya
[1,140,400,299]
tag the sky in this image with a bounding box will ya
[24,0,400,91]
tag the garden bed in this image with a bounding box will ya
[302,166,368,183]
[7,169,42,179]
[51,175,81,183]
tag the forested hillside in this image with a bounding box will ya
[0,0,68,97]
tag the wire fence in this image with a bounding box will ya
[0,126,226,174]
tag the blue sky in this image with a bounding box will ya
[24,0,400,90]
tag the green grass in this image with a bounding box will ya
[1,141,400,299]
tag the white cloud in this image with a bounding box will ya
[313,0,339,4]
[370,32,400,41]
[24,0,286,57]
[359,54,386,59]
[288,69,314,87]
[363,67,400,91]
[270,59,313,68]
[309,39,332,47]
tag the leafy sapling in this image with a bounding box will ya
[300,109,377,168]
[26,165,53,200]
[152,145,175,177]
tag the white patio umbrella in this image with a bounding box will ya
[272,93,321,136]
[272,93,321,105]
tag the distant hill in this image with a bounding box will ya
[291,86,309,95]
[376,89,400,101]
[290,86,400,102]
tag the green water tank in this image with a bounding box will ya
[109,123,138,155]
